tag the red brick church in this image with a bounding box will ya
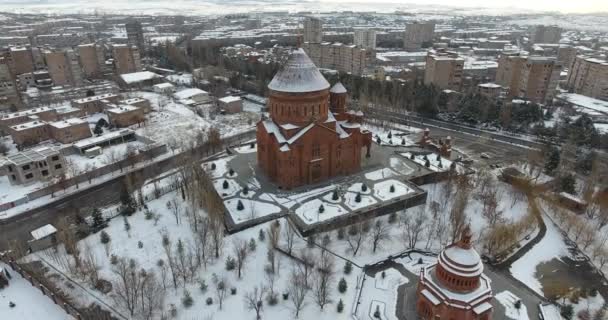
[416,225,494,320]
[256,48,372,189]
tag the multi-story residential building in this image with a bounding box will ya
[106,105,145,127]
[477,83,505,99]
[496,52,527,98]
[44,49,83,87]
[3,147,65,185]
[112,45,142,75]
[0,60,22,112]
[77,43,104,79]
[126,21,145,54]
[404,22,435,51]
[557,45,577,67]
[8,119,50,146]
[34,33,82,48]
[0,106,57,134]
[354,28,376,50]
[566,55,608,101]
[303,42,372,75]
[303,17,323,44]
[423,51,464,91]
[7,46,35,75]
[531,25,562,44]
[517,57,562,104]
[71,93,120,114]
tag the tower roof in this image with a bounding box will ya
[268,48,330,93]
[330,82,347,94]
[438,226,483,278]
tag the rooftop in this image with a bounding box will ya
[267,48,330,93]
[5,147,59,166]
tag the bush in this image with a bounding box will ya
[169,304,177,317]
[355,192,362,203]
[110,255,118,265]
[344,261,353,275]
[242,185,249,195]
[514,300,521,309]
[401,138,405,145]
[100,231,110,244]
[267,292,278,306]
[229,168,235,176]
[387,131,392,139]
[182,290,193,308]
[249,238,256,252]
[389,184,395,193]
[338,277,347,293]
[237,200,244,211]
[361,184,368,192]
[282,292,289,300]
[589,288,598,297]
[258,229,265,241]
[199,279,208,292]
[206,297,213,305]
[138,241,143,249]
[381,271,386,279]
[410,153,415,160]
[225,256,236,270]
[374,305,380,318]
[337,299,344,313]
[425,159,431,167]
[222,180,229,189]
[231,287,237,295]
[144,209,154,220]
[332,190,339,201]
[319,204,325,213]
[388,213,397,224]
[322,234,331,246]
[561,305,573,320]
[211,162,216,170]
[337,228,345,240]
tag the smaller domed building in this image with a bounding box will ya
[416,226,493,320]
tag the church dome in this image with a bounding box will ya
[268,48,330,93]
[435,225,484,292]
[330,82,347,94]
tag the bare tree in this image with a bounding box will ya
[161,232,178,289]
[450,176,471,243]
[140,271,165,320]
[244,285,267,320]
[288,267,309,318]
[166,197,181,225]
[370,220,390,253]
[65,158,81,188]
[312,250,334,310]
[233,238,249,279]
[346,223,366,256]
[283,222,296,255]
[213,275,229,310]
[481,182,503,227]
[268,221,281,249]
[111,257,143,317]
[193,216,212,268]
[402,209,427,249]
[210,217,224,259]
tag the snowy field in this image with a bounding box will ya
[0,262,74,320]
[64,141,146,175]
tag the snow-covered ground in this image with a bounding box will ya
[225,198,281,222]
[495,291,529,320]
[64,141,146,174]
[0,262,73,320]
[401,152,453,173]
[356,268,409,320]
[0,175,43,204]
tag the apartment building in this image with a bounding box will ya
[7,46,35,75]
[126,21,145,54]
[303,42,372,75]
[531,25,561,44]
[47,118,92,144]
[557,45,577,67]
[496,52,527,98]
[0,106,57,134]
[477,83,505,99]
[566,55,608,101]
[354,28,377,50]
[0,61,22,112]
[71,93,120,114]
[423,51,464,91]
[77,43,104,79]
[112,45,142,75]
[303,17,323,44]
[8,120,49,146]
[404,22,435,51]
[3,147,65,185]
[106,105,145,127]
[517,57,562,104]
[34,33,82,48]
[44,49,83,87]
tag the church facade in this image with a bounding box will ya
[416,226,494,320]
[256,48,372,189]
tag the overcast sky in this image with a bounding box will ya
[318,0,608,13]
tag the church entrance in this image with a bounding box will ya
[308,160,322,184]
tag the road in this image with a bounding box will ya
[0,130,256,251]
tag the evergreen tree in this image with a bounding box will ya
[92,208,105,229]
[319,204,325,213]
[337,299,344,313]
[93,125,103,136]
[120,190,136,216]
[361,184,368,192]
[355,192,362,203]
[560,305,573,320]
[222,180,229,189]
[249,238,256,251]
[100,231,110,244]
[338,278,347,293]
[425,159,431,167]
[389,184,395,193]
[332,190,339,201]
[237,200,244,211]
[544,146,560,174]
[560,174,577,195]
[344,261,353,275]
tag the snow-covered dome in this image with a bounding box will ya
[435,225,484,289]
[330,82,347,94]
[268,48,330,93]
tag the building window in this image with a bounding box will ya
[11,175,16,181]
[7,166,12,172]
[312,144,320,157]
[55,164,62,170]
[41,170,49,176]
[51,156,59,161]
[25,173,33,179]
[22,164,30,170]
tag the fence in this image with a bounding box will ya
[1,257,83,320]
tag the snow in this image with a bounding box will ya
[202,156,234,179]
[233,143,257,154]
[224,198,281,222]
[0,175,43,204]
[569,294,605,317]
[557,93,608,115]
[213,178,241,198]
[595,123,608,134]
[120,71,162,84]
[267,48,330,93]
[218,96,241,104]
[389,157,416,176]
[294,198,347,224]
[166,73,192,85]
[344,190,378,211]
[495,291,529,320]
[539,304,562,320]
[509,212,570,296]
[364,168,399,181]
[329,82,347,94]
[373,179,414,201]
[173,88,207,100]
[0,262,74,320]
[356,268,409,320]
[401,152,453,173]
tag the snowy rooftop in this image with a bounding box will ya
[48,117,86,129]
[120,71,162,84]
[30,224,57,240]
[153,82,175,89]
[73,129,134,149]
[267,48,330,93]
[218,96,242,103]
[107,105,139,114]
[10,120,46,131]
[5,147,59,166]
[72,93,118,104]
[556,93,608,115]
[330,82,347,94]
[173,88,208,100]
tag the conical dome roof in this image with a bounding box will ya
[330,82,347,94]
[268,48,330,93]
